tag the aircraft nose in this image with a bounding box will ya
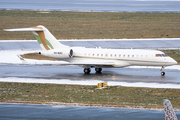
[173,60,177,65]
[167,58,177,65]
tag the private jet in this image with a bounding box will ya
[4,25,177,76]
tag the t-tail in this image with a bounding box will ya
[163,99,178,120]
[4,25,68,50]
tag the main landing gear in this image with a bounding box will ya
[161,66,165,76]
[84,68,102,74]
[84,68,91,74]
[95,68,102,73]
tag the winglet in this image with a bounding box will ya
[17,55,28,64]
[163,99,178,120]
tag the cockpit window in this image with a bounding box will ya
[162,54,168,57]
[155,54,168,57]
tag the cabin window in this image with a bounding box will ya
[106,54,108,57]
[97,54,99,56]
[114,54,116,57]
[119,54,121,57]
[92,54,94,56]
[123,55,125,57]
[110,54,112,57]
[132,55,134,58]
[128,55,130,58]
[101,54,103,57]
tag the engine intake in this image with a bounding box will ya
[69,49,73,58]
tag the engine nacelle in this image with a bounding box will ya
[39,48,73,59]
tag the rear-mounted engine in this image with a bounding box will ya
[39,48,73,59]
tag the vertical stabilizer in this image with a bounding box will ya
[163,99,178,120]
[4,25,68,50]
[32,25,68,50]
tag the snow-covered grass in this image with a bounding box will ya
[0,77,180,89]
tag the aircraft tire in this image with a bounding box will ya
[161,72,165,76]
[84,68,91,74]
[95,68,102,73]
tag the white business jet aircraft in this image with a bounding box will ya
[4,25,177,76]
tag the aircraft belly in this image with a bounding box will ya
[68,57,131,68]
[69,57,105,63]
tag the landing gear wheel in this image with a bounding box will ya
[84,68,91,74]
[160,66,165,76]
[95,68,102,73]
[161,72,165,76]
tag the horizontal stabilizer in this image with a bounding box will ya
[4,27,43,32]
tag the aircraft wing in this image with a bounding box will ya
[18,55,130,67]
[18,56,115,66]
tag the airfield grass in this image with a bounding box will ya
[0,82,180,109]
[1,10,180,39]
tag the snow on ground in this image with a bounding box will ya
[0,49,67,65]
[0,77,180,89]
[0,50,34,64]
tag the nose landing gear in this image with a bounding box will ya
[161,66,165,76]
[161,71,165,76]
